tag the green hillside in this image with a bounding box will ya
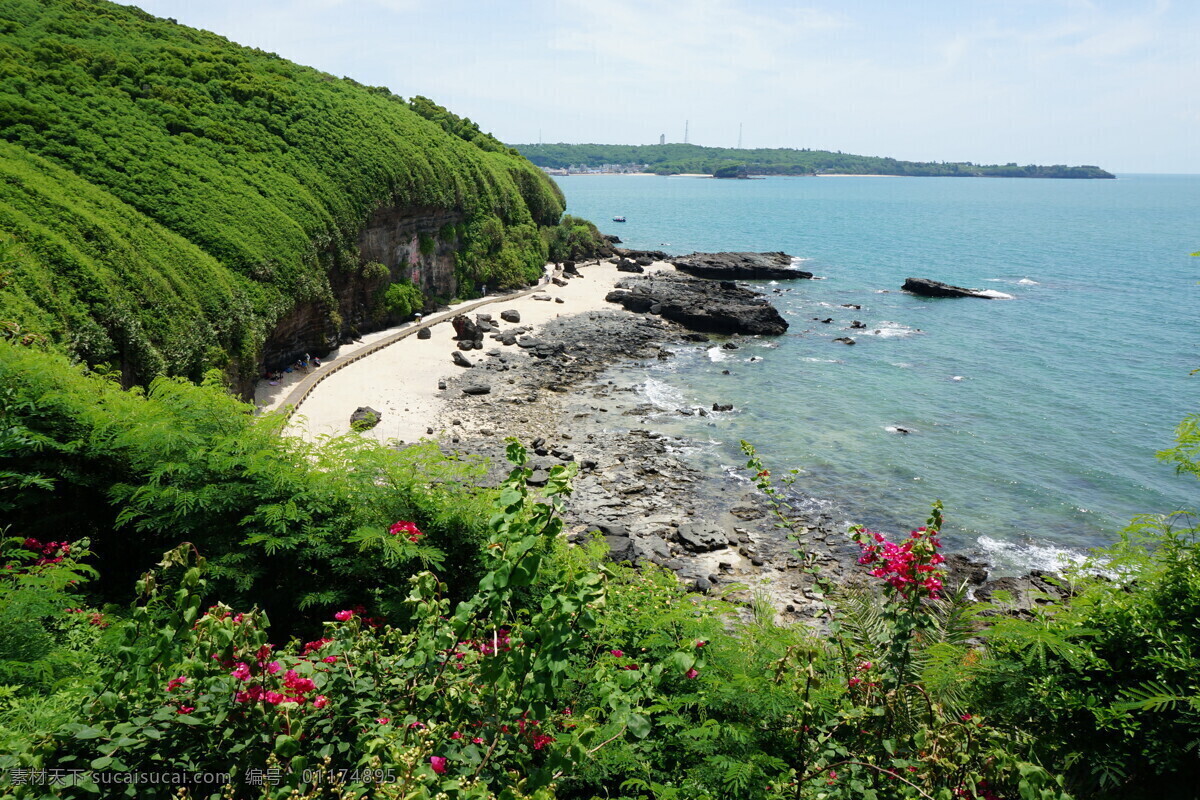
[0,0,566,388]
[515,142,1116,179]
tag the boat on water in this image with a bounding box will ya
[612,216,626,222]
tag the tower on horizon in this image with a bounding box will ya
[659,133,665,145]
[684,120,689,144]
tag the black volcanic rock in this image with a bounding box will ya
[605,273,788,335]
[671,251,813,280]
[902,277,995,299]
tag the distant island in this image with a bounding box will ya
[513,143,1116,179]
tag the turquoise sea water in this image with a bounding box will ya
[554,174,1199,572]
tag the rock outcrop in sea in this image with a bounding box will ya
[902,277,995,299]
[605,273,789,335]
[670,251,813,280]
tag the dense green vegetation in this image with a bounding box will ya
[514,143,1116,179]
[0,0,567,387]
[0,338,1196,798]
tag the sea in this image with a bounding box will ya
[552,173,1199,574]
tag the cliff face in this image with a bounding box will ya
[358,205,463,301]
[258,205,464,383]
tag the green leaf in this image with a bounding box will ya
[627,713,651,739]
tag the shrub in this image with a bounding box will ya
[383,280,424,320]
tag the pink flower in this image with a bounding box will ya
[235,686,263,704]
[389,521,425,543]
[961,713,973,721]
[430,756,447,774]
[322,655,337,664]
[264,692,285,705]
[685,668,699,679]
[177,705,194,714]
[472,737,484,744]
[266,661,281,674]
[409,721,426,729]
[848,677,863,687]
[857,661,872,671]
[166,676,187,692]
[532,734,555,750]
[334,610,354,621]
[450,731,462,740]
[302,638,332,654]
[283,671,316,694]
[230,662,251,681]
[313,695,329,709]
[609,649,623,657]
[376,717,390,725]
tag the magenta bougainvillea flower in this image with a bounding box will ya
[430,756,447,774]
[389,520,425,543]
[851,525,946,599]
[334,609,354,621]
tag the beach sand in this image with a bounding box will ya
[279,260,667,444]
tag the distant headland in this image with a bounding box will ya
[512,142,1116,179]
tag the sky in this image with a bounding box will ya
[130,0,1199,173]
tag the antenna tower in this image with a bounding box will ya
[684,120,689,144]
[737,122,742,149]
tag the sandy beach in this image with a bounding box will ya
[278,260,668,444]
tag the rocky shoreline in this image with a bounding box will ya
[425,257,1064,621]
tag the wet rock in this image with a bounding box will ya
[616,259,645,273]
[712,403,734,412]
[452,351,474,367]
[833,337,856,345]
